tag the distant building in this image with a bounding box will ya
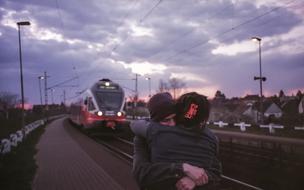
[242,94,259,104]
[264,102,283,118]
[242,103,258,123]
[242,100,283,123]
[209,93,302,125]
[299,97,304,114]
[210,98,248,123]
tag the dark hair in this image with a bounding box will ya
[175,92,210,129]
[147,92,176,122]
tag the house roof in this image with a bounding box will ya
[265,102,282,114]
[242,94,259,101]
[252,101,281,113]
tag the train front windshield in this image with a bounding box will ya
[95,92,123,110]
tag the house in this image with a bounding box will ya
[242,103,258,123]
[264,102,283,118]
[242,94,259,105]
[210,98,248,123]
[299,97,304,114]
[242,100,283,123]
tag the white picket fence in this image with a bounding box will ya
[212,121,304,134]
[0,119,46,155]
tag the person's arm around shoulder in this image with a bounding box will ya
[130,120,150,138]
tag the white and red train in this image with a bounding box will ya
[69,79,127,130]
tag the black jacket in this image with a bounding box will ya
[131,121,222,190]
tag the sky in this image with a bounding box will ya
[0,0,303,105]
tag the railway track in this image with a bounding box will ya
[70,118,304,189]
[93,135,263,190]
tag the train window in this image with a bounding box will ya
[98,84,118,90]
[95,92,123,109]
[87,97,96,111]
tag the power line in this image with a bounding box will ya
[48,76,78,90]
[139,0,163,24]
[156,0,299,63]
[110,0,164,53]
[110,0,139,52]
[168,1,304,67]
[55,0,65,30]
[145,2,235,61]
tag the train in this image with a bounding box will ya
[69,78,127,131]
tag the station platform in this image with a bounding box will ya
[32,118,138,190]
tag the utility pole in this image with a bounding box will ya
[63,90,66,105]
[135,73,139,107]
[44,71,50,120]
[17,21,30,129]
[38,76,44,105]
[252,37,266,124]
[146,77,151,98]
[132,74,139,119]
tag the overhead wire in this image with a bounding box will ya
[156,0,299,63]
[144,1,235,61]
[169,0,304,67]
[139,0,163,24]
[110,0,164,54]
[110,0,139,52]
[55,0,65,30]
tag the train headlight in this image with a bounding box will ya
[105,82,110,86]
[117,112,122,117]
[97,111,103,116]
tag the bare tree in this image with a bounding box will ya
[158,79,170,93]
[157,78,186,99]
[0,91,19,119]
[169,78,186,99]
[0,91,19,108]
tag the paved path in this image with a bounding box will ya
[32,118,137,190]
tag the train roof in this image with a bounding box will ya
[90,79,123,92]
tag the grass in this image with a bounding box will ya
[0,124,46,190]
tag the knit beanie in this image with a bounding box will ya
[147,92,176,122]
[175,92,210,129]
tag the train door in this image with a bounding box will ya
[82,96,96,127]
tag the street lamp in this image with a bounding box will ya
[38,76,44,105]
[134,74,140,106]
[50,88,55,104]
[145,77,151,98]
[252,36,266,124]
[17,21,30,128]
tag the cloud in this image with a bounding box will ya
[130,22,154,37]
[265,25,304,55]
[211,40,256,56]
[0,0,303,104]
[120,61,167,76]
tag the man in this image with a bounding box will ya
[131,92,221,190]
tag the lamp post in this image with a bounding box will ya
[17,21,30,128]
[50,88,55,104]
[134,74,139,107]
[38,76,44,105]
[145,77,151,98]
[252,36,266,124]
